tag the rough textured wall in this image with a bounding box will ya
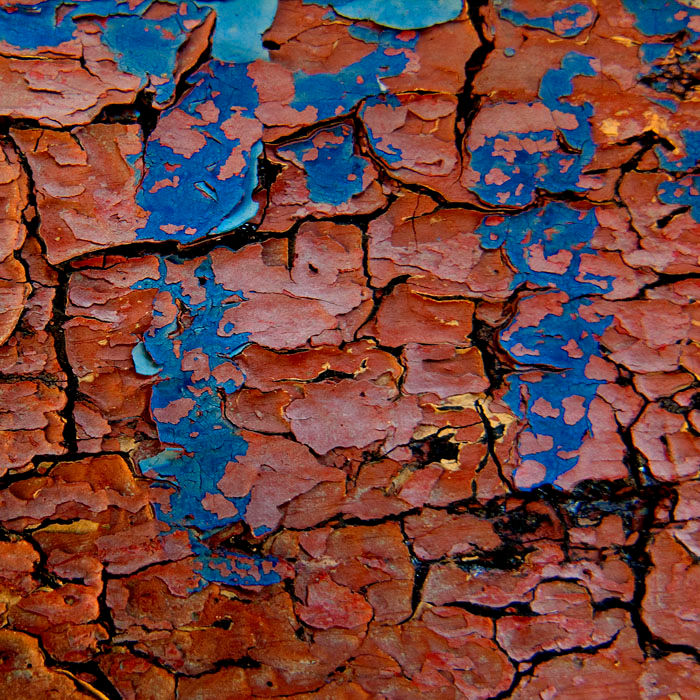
[0,0,698,697]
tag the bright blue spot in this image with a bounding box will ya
[478,203,614,295]
[280,124,367,205]
[290,27,416,120]
[478,202,616,488]
[132,341,162,376]
[640,42,674,64]
[133,254,282,587]
[656,129,700,171]
[658,175,700,222]
[621,0,700,39]
[194,0,279,62]
[308,0,463,29]
[499,2,594,37]
[468,52,597,206]
[504,47,516,57]
[137,61,261,242]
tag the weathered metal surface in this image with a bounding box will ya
[0,0,698,697]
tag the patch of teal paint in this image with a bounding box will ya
[308,0,463,30]
[279,124,368,206]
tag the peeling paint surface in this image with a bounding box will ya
[0,0,699,697]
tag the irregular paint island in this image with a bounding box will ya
[0,0,698,697]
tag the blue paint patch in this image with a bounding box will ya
[640,43,674,64]
[101,6,211,105]
[0,0,215,106]
[358,93,407,167]
[467,52,597,206]
[190,548,282,590]
[133,254,282,587]
[538,52,597,165]
[639,41,698,101]
[290,25,416,120]
[499,2,595,37]
[137,61,262,242]
[468,128,586,207]
[478,202,615,487]
[308,0,463,29]
[656,129,700,172]
[194,0,279,62]
[0,1,76,50]
[279,124,368,206]
[501,296,614,488]
[501,296,609,370]
[658,175,700,222]
[648,97,679,113]
[621,0,700,39]
[478,203,614,295]
[131,341,162,376]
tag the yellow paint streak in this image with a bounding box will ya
[39,519,100,534]
[610,35,639,47]
[600,118,620,139]
[55,670,112,700]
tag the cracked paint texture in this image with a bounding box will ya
[0,0,698,698]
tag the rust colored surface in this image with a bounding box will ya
[0,0,698,698]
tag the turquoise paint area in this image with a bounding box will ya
[478,203,613,295]
[467,52,597,206]
[308,0,463,29]
[131,341,162,376]
[658,175,700,222]
[133,254,282,588]
[621,0,700,39]
[290,24,416,120]
[478,202,614,488]
[0,0,213,105]
[498,2,595,37]
[280,124,368,206]
[136,60,262,242]
[195,0,279,62]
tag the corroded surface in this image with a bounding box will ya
[0,0,698,698]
